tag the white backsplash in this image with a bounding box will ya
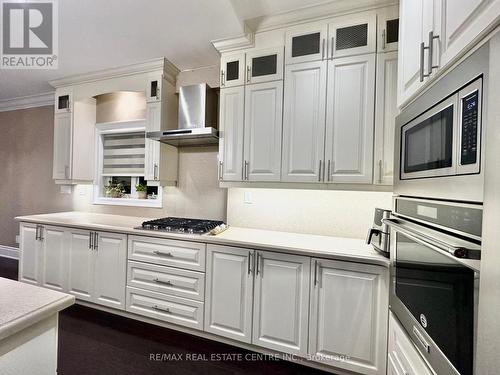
[227,188,393,239]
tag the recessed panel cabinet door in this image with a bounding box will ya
[93,232,127,310]
[252,251,310,356]
[244,81,283,181]
[325,53,375,183]
[374,51,398,185]
[282,60,327,182]
[19,223,41,285]
[67,228,93,302]
[309,259,389,375]
[219,86,245,181]
[52,112,72,180]
[41,226,66,292]
[204,245,254,343]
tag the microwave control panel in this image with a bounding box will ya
[460,90,479,165]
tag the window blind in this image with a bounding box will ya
[102,131,145,175]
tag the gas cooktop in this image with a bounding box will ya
[138,217,226,235]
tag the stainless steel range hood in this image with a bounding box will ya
[147,83,218,147]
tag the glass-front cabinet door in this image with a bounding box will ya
[220,52,245,88]
[328,11,377,59]
[378,5,399,52]
[146,75,163,102]
[55,88,73,114]
[285,22,328,65]
[245,47,284,84]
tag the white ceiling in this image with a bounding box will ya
[0,0,332,101]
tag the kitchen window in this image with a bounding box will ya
[94,120,162,207]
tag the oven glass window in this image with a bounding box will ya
[404,105,454,173]
[395,233,475,375]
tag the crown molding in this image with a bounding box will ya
[0,91,54,112]
[49,57,180,88]
[211,24,255,54]
[246,0,398,32]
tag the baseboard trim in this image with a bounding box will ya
[0,245,19,260]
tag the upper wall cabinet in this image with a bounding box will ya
[325,54,376,184]
[55,88,73,114]
[220,52,246,88]
[285,22,328,64]
[440,0,500,68]
[245,47,284,84]
[146,75,163,103]
[328,11,377,59]
[378,5,399,53]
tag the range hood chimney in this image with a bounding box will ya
[147,83,218,146]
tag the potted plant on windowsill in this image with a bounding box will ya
[136,183,147,199]
[105,183,125,198]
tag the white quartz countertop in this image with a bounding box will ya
[16,212,389,267]
[0,278,75,341]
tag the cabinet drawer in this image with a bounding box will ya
[128,236,206,271]
[127,261,205,301]
[126,287,204,330]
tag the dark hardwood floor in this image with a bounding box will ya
[0,257,329,375]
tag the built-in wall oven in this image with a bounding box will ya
[385,197,481,375]
[395,42,489,203]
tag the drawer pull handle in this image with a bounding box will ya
[154,277,173,286]
[153,305,171,314]
[153,250,173,257]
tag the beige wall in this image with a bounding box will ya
[73,145,226,221]
[227,188,393,239]
[95,91,146,123]
[0,106,73,247]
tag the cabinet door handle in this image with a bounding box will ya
[256,252,261,276]
[153,305,171,314]
[218,161,223,181]
[221,70,225,87]
[94,232,98,251]
[248,251,253,275]
[244,161,249,180]
[419,42,431,82]
[427,31,440,75]
[39,226,44,241]
[318,160,323,182]
[313,260,318,286]
[330,37,334,59]
[246,65,251,83]
[35,225,39,241]
[89,232,93,250]
[153,163,158,180]
[382,29,386,50]
[321,38,326,60]
[153,250,173,257]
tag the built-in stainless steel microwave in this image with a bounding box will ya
[395,42,489,203]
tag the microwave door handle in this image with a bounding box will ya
[366,228,381,245]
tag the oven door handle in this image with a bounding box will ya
[383,218,481,266]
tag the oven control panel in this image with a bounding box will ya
[460,90,479,165]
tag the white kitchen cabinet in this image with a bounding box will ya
[54,87,73,114]
[220,52,246,88]
[52,112,72,181]
[52,97,97,184]
[40,226,66,292]
[243,80,283,181]
[144,84,178,186]
[146,75,163,103]
[388,312,434,375]
[325,53,375,184]
[398,0,442,107]
[377,5,399,53]
[67,228,127,309]
[253,251,310,356]
[441,0,500,68]
[219,86,245,181]
[67,228,94,302]
[93,232,127,310]
[19,223,42,286]
[282,60,327,182]
[328,11,377,59]
[205,245,254,343]
[245,47,284,84]
[374,51,398,185]
[309,259,389,375]
[285,22,328,65]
